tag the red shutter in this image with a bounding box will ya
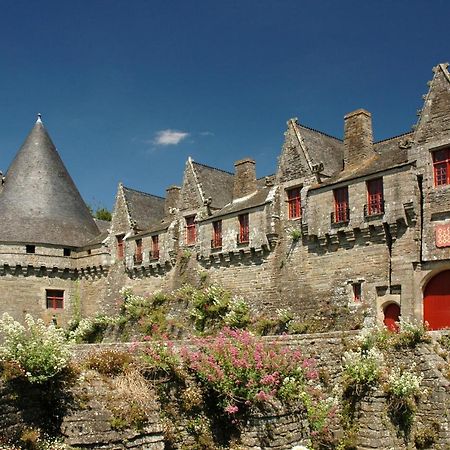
[151,235,159,259]
[334,187,349,223]
[287,188,301,219]
[117,235,125,259]
[186,216,196,245]
[367,178,384,215]
[433,148,450,186]
[135,239,143,263]
[239,214,249,243]
[212,220,222,248]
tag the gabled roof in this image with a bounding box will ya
[122,186,165,231]
[191,160,234,209]
[0,117,100,247]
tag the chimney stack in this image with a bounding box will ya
[165,185,181,216]
[233,158,256,199]
[343,109,374,168]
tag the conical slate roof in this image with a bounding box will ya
[0,117,100,247]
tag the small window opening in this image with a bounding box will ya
[63,248,71,257]
[353,283,361,302]
[212,220,222,249]
[46,289,64,309]
[26,245,35,254]
[116,234,125,259]
[287,187,301,219]
[134,239,143,264]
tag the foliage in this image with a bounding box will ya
[0,313,71,384]
[394,319,431,348]
[83,348,132,376]
[87,204,112,221]
[189,285,250,333]
[414,422,440,449]
[341,347,384,397]
[253,308,295,335]
[290,229,302,242]
[67,315,116,343]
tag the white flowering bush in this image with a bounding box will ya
[223,297,250,328]
[342,347,384,396]
[386,367,422,400]
[68,315,118,343]
[0,313,71,383]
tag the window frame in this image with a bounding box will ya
[333,187,349,223]
[185,215,197,245]
[238,213,249,244]
[432,148,450,186]
[212,220,223,249]
[116,234,125,260]
[287,187,301,220]
[134,239,143,264]
[46,289,64,310]
[352,283,362,303]
[366,178,384,216]
[151,235,160,259]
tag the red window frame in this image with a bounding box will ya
[333,187,349,223]
[212,220,222,249]
[135,239,143,263]
[151,235,159,259]
[433,148,450,186]
[116,234,125,259]
[287,187,301,219]
[186,215,196,245]
[367,178,384,215]
[46,289,64,309]
[238,213,249,244]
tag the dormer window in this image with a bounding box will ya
[433,148,450,186]
[287,187,301,219]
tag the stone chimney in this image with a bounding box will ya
[233,158,256,199]
[343,109,374,167]
[165,185,181,216]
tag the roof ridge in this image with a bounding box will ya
[123,185,165,200]
[297,123,343,142]
[374,131,413,144]
[192,160,234,176]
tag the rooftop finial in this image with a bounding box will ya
[36,113,42,123]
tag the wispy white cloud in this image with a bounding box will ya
[154,129,189,146]
[199,131,215,137]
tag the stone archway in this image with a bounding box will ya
[423,269,450,330]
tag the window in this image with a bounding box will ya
[26,245,35,254]
[151,235,159,259]
[116,234,125,259]
[63,248,71,257]
[212,220,222,249]
[433,148,450,186]
[353,283,361,302]
[135,239,143,264]
[287,187,301,219]
[238,213,249,244]
[366,178,384,216]
[46,289,64,309]
[186,215,196,245]
[333,187,349,223]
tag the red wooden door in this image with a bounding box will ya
[383,303,400,332]
[424,270,450,330]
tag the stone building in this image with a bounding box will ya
[1,63,449,330]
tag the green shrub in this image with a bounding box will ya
[394,319,430,348]
[0,313,71,384]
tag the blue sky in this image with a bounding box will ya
[0,0,449,210]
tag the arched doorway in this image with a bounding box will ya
[424,270,450,330]
[383,303,400,332]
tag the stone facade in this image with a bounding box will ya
[1,63,450,330]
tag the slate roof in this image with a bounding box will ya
[206,185,274,220]
[122,186,165,231]
[191,162,234,209]
[0,118,101,247]
[297,124,344,177]
[309,132,412,189]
